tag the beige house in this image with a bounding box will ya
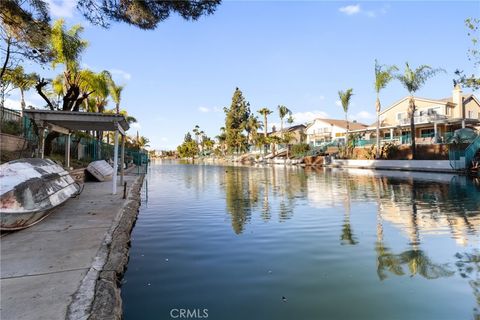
[268,124,306,144]
[354,85,480,144]
[305,118,368,146]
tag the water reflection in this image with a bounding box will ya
[185,163,480,317]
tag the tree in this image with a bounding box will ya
[224,87,250,153]
[177,131,199,159]
[277,105,292,139]
[109,83,124,114]
[36,19,89,112]
[245,114,262,146]
[395,63,444,159]
[374,60,398,158]
[454,18,479,90]
[2,65,38,111]
[338,88,354,145]
[0,0,52,80]
[257,107,272,137]
[257,107,273,155]
[77,0,222,30]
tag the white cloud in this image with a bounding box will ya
[291,110,329,125]
[130,122,141,130]
[339,4,361,15]
[161,137,168,142]
[46,0,77,18]
[4,98,39,110]
[339,4,388,18]
[198,106,222,113]
[352,111,375,123]
[110,69,132,81]
[335,100,342,107]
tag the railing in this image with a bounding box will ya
[398,114,447,126]
[449,147,466,171]
[465,135,480,169]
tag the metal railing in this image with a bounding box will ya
[465,135,480,169]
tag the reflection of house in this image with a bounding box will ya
[305,119,368,146]
[352,85,480,145]
[268,124,306,144]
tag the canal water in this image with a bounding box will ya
[122,161,480,320]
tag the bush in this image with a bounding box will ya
[1,120,23,136]
[291,143,310,157]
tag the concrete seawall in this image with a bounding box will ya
[1,174,145,320]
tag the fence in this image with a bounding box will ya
[1,106,149,171]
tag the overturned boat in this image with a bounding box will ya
[86,160,114,182]
[0,158,80,231]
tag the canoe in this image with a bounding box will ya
[0,158,80,231]
[86,160,113,182]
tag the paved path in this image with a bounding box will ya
[1,175,142,320]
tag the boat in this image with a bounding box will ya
[0,158,80,231]
[86,160,113,182]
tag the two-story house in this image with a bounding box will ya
[357,85,480,145]
[305,119,368,146]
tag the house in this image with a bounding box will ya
[305,118,368,147]
[268,124,307,144]
[353,85,480,145]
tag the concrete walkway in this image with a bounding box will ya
[1,175,142,320]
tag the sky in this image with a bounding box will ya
[5,0,480,150]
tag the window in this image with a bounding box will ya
[468,110,476,119]
[420,128,435,138]
[384,132,391,139]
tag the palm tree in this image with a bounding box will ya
[246,115,262,147]
[374,60,397,158]
[277,105,292,138]
[338,88,354,145]
[3,66,38,112]
[257,107,273,137]
[109,83,124,115]
[395,63,445,159]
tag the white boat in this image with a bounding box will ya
[86,160,113,182]
[0,158,80,231]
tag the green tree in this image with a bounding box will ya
[2,66,38,111]
[454,18,479,90]
[224,87,250,153]
[177,132,199,159]
[257,107,273,138]
[374,60,397,158]
[277,105,292,138]
[338,88,354,145]
[109,83,124,115]
[395,63,444,159]
[0,0,52,79]
[77,0,221,30]
[246,114,262,146]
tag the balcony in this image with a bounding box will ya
[398,114,447,126]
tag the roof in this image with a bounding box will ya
[24,110,130,134]
[268,124,306,135]
[310,118,368,131]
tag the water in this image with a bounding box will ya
[122,161,480,320]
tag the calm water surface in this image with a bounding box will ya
[122,161,480,320]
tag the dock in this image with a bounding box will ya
[0,175,144,320]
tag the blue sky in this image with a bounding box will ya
[6,1,479,150]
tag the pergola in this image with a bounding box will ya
[24,110,130,194]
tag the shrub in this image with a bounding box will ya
[1,120,23,136]
[291,143,310,158]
